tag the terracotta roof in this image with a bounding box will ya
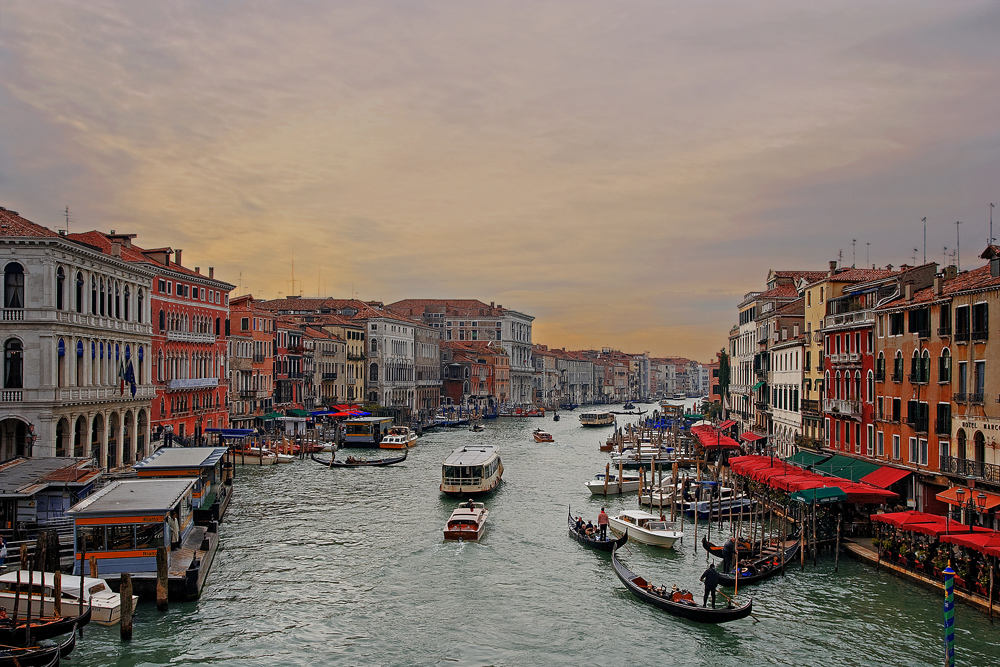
[774,297,805,315]
[0,207,62,238]
[257,297,338,312]
[982,245,1000,260]
[773,270,828,281]
[830,268,899,282]
[877,263,1000,310]
[757,284,800,300]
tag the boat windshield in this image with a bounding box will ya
[646,521,669,531]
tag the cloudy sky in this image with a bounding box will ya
[3,1,1000,361]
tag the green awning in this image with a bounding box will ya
[288,409,311,417]
[261,412,284,420]
[684,413,704,420]
[751,381,765,391]
[785,451,832,467]
[812,455,881,482]
[791,487,846,505]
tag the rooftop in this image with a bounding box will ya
[134,447,228,470]
[67,479,195,516]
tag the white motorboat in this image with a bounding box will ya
[380,426,419,449]
[0,571,137,625]
[233,447,278,465]
[608,510,683,548]
[585,471,642,496]
[443,500,489,541]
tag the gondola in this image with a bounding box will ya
[567,507,628,552]
[310,451,407,467]
[0,623,75,666]
[0,606,91,644]
[611,547,753,624]
[717,542,800,587]
[702,536,759,559]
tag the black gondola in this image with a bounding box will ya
[717,542,800,587]
[0,624,75,667]
[310,451,407,467]
[611,547,753,624]
[0,606,91,644]
[567,507,628,552]
[702,536,759,559]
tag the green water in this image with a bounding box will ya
[71,406,1000,666]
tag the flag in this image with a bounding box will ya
[125,359,137,397]
[117,358,127,395]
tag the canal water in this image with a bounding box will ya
[74,404,999,666]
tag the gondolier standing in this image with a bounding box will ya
[722,537,736,573]
[598,508,609,540]
[700,562,720,608]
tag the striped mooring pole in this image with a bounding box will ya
[943,565,956,667]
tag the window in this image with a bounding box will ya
[971,303,989,339]
[3,262,25,309]
[939,349,951,382]
[75,271,84,313]
[957,361,967,395]
[892,434,900,460]
[3,339,23,388]
[892,398,901,422]
[908,307,930,337]
[875,353,885,381]
[936,403,951,436]
[77,525,106,552]
[56,267,65,310]
[91,276,98,314]
[137,289,144,323]
[158,279,166,292]
[124,285,130,321]
[889,312,904,336]
[955,305,970,340]
[866,371,874,402]
[908,437,917,464]
[892,352,903,382]
[855,424,861,454]
[877,431,884,457]
[866,425,874,456]
[159,310,166,331]
[939,305,951,334]
[369,363,379,382]
[974,361,985,400]
[241,317,249,331]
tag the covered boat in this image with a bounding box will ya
[440,445,503,497]
[310,452,407,467]
[579,410,615,426]
[612,547,753,623]
[443,500,489,541]
[567,507,628,552]
[585,471,642,496]
[608,510,683,548]
[533,429,554,443]
[379,426,419,449]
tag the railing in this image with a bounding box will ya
[970,393,985,404]
[848,352,861,362]
[938,326,952,337]
[288,346,305,354]
[911,418,928,434]
[1,390,22,402]
[347,378,357,385]
[322,372,338,381]
[940,455,1000,484]
[2,308,24,321]
[824,398,862,416]
[801,399,820,415]
[954,392,967,403]
[824,310,875,329]
[56,311,152,334]
[891,372,903,383]
[828,354,840,363]
[168,377,219,390]
[59,385,155,401]
[347,353,366,361]
[956,330,970,343]
[972,329,989,341]
[166,330,216,344]
[240,390,255,400]
[875,370,885,382]
[907,372,929,385]
[915,329,930,339]
[288,372,303,379]
[935,421,951,436]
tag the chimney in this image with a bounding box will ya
[209,267,214,279]
[828,260,837,276]
[933,276,943,295]
[993,258,999,278]
[904,284,913,301]
[110,242,122,258]
[195,266,201,274]
[943,265,958,280]
[174,249,183,266]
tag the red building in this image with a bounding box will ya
[67,234,234,445]
[228,295,275,428]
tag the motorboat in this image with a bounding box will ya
[443,500,489,541]
[379,426,419,449]
[533,429,554,443]
[469,422,485,432]
[608,510,683,548]
[0,570,137,625]
[686,497,756,520]
[440,445,503,496]
[585,471,642,496]
[233,447,278,465]
[579,410,615,426]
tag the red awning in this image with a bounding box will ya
[717,419,736,430]
[936,487,1000,511]
[740,431,765,442]
[940,531,1000,554]
[860,466,912,489]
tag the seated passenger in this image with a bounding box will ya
[585,521,595,536]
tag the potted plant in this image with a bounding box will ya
[932,553,950,578]
[955,563,969,589]
[977,569,990,596]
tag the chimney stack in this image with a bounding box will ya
[943,265,958,280]
[904,284,913,301]
[110,242,122,258]
[195,267,201,274]
[828,260,837,276]
[209,267,214,279]
[933,276,943,295]
[174,249,183,266]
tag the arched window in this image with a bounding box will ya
[114,282,121,319]
[974,431,986,464]
[824,371,831,398]
[75,272,84,313]
[3,262,25,309]
[876,351,885,380]
[99,278,106,316]
[920,349,931,383]
[369,363,379,382]
[866,370,874,402]
[957,429,967,460]
[939,348,951,382]
[159,309,165,331]
[854,371,862,402]
[124,285,130,321]
[835,371,841,399]
[3,339,23,388]
[137,288,144,323]
[893,351,903,381]
[56,267,65,310]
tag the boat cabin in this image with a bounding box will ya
[133,447,231,523]
[66,478,195,576]
[579,410,615,426]
[440,445,503,496]
[343,417,395,446]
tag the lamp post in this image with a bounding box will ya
[955,487,966,524]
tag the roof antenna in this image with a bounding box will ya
[922,217,926,264]
[956,221,963,272]
[851,239,856,267]
[990,203,995,246]
[912,248,918,266]
[60,205,74,235]
[866,242,870,268]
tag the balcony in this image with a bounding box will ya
[347,353,366,361]
[168,377,219,390]
[824,398,862,417]
[1,390,22,402]
[907,372,929,385]
[954,392,968,404]
[935,421,951,436]
[970,392,985,405]
[322,372,338,381]
[874,370,885,382]
[915,329,931,340]
[972,329,989,342]
[937,326,952,337]
[240,390,255,400]
[2,309,24,322]
[166,330,216,344]
[940,455,1000,484]
[347,378,357,385]
[288,346,305,355]
[956,330,970,343]
[910,418,929,434]
[824,310,875,329]
[754,400,770,411]
[801,399,821,416]
[59,385,155,402]
[288,372,303,379]
[231,358,252,371]
[891,371,903,383]
[827,354,840,363]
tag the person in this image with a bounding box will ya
[722,537,736,574]
[585,521,595,536]
[168,511,181,550]
[0,536,6,568]
[598,507,609,540]
[700,562,720,608]
[575,516,584,532]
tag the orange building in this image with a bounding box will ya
[228,295,275,429]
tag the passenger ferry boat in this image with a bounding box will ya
[443,500,489,540]
[579,410,615,427]
[0,571,137,625]
[343,416,395,447]
[440,445,503,496]
[379,426,419,449]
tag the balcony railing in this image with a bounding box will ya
[874,370,885,382]
[166,330,216,344]
[915,329,930,339]
[1,390,22,402]
[954,392,967,404]
[824,310,875,329]
[801,399,820,415]
[907,372,929,385]
[910,418,929,434]
[347,353,366,361]
[972,329,989,342]
[937,326,952,337]
[168,377,219,390]
[970,392,984,405]
[2,309,24,321]
[891,371,903,383]
[940,455,1000,484]
[824,398,862,416]
[322,372,338,381]
[956,330,970,343]
[935,421,951,436]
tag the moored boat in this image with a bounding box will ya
[0,627,76,666]
[443,500,489,540]
[310,452,407,467]
[533,429,554,443]
[232,447,278,465]
[611,548,753,623]
[585,471,642,496]
[567,507,628,552]
[702,537,760,560]
[685,496,755,520]
[379,426,419,449]
[0,606,90,644]
[716,542,800,587]
[440,445,503,496]
[579,410,615,426]
[0,571,134,626]
[608,510,683,548]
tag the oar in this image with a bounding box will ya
[717,588,759,622]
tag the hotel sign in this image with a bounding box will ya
[954,417,1000,434]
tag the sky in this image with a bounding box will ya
[3,1,1000,362]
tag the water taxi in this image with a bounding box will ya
[440,445,503,496]
[233,447,279,465]
[0,571,136,625]
[608,510,683,548]
[579,410,615,427]
[443,500,489,540]
[379,425,419,449]
[533,429,554,443]
[585,471,642,495]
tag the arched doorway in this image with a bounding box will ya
[55,417,70,457]
[974,431,986,477]
[957,428,967,461]
[91,414,105,464]
[122,410,134,464]
[74,416,87,458]
[0,418,28,459]
[107,412,120,469]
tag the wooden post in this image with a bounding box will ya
[12,563,20,622]
[53,570,62,617]
[989,560,994,624]
[799,506,806,571]
[79,548,87,619]
[89,555,98,578]
[156,546,169,611]
[780,505,787,576]
[694,481,699,553]
[834,513,842,573]
[603,462,609,496]
[812,504,818,567]
[670,462,678,522]
[120,573,133,640]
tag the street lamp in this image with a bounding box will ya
[955,487,966,524]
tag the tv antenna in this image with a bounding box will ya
[60,205,74,235]
[851,239,856,267]
[956,221,963,272]
[921,217,926,264]
[866,242,870,268]
[990,203,995,245]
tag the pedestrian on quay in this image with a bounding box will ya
[598,507,609,540]
[700,562,719,608]
[0,536,7,568]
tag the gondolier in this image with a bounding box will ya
[722,537,736,573]
[700,563,720,608]
[598,508,609,540]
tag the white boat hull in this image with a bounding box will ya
[608,518,682,548]
[0,591,133,625]
[586,479,642,495]
[234,452,278,465]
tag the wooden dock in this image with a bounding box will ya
[106,522,220,602]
